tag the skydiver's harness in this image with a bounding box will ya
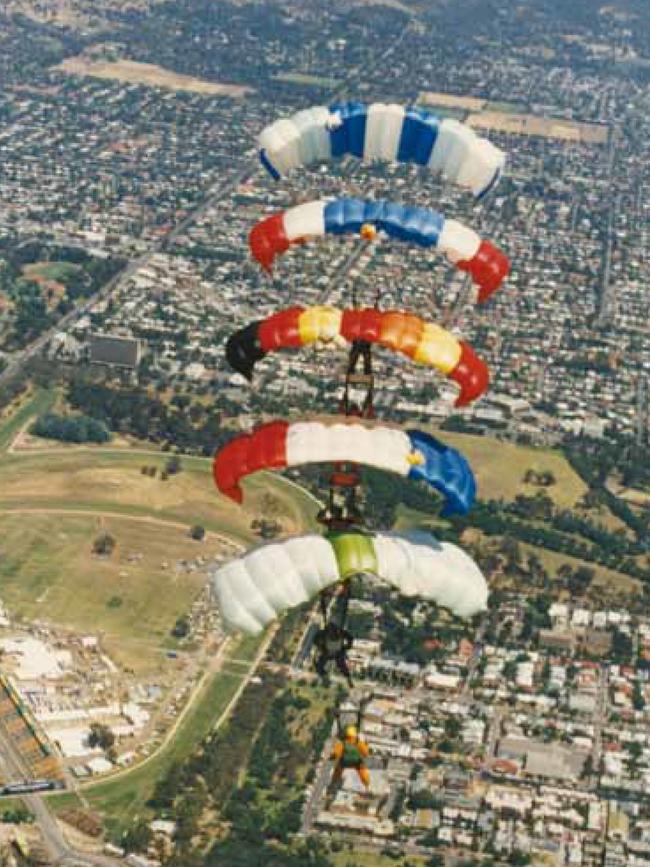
[341,339,375,419]
[314,623,354,686]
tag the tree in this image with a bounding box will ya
[88,723,115,750]
[633,683,645,711]
[444,717,462,739]
[166,455,182,475]
[190,524,206,541]
[580,754,593,780]
[122,820,152,854]
[172,616,190,639]
[93,533,116,556]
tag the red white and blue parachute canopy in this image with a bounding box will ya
[258,102,505,198]
[213,419,476,516]
[249,198,509,302]
[211,530,488,634]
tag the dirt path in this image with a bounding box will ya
[0,506,244,550]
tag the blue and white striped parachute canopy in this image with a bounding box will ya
[259,101,505,199]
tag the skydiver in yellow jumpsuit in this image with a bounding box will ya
[330,725,371,789]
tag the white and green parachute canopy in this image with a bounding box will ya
[211,531,488,635]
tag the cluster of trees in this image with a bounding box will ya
[111,0,406,96]
[360,467,448,529]
[67,379,228,455]
[523,468,557,487]
[451,500,650,582]
[265,603,313,664]
[88,723,115,751]
[503,496,644,559]
[564,436,650,540]
[31,411,111,443]
[144,665,336,867]
[147,675,284,863]
[0,805,33,824]
[0,374,28,417]
[0,239,124,348]
[380,594,468,666]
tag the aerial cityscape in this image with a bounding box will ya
[0,0,648,866]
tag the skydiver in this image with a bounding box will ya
[340,339,375,418]
[314,621,354,687]
[347,339,373,377]
[330,725,371,790]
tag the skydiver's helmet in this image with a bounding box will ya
[344,725,358,741]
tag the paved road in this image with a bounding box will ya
[590,663,609,789]
[596,127,618,326]
[301,721,336,834]
[0,725,119,866]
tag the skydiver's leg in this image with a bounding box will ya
[319,589,330,623]
[362,342,372,376]
[315,650,331,684]
[336,652,353,688]
[338,582,352,629]
[348,342,362,375]
[358,765,371,789]
[331,764,343,787]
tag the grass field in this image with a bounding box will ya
[519,543,641,597]
[23,261,84,285]
[0,392,319,670]
[434,428,588,508]
[0,511,225,671]
[56,57,253,97]
[49,633,264,829]
[0,388,56,452]
[331,851,428,867]
[0,448,320,543]
[273,72,341,88]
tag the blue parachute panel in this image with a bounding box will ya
[397,108,440,166]
[323,198,445,249]
[328,102,368,158]
[406,430,476,516]
[324,197,368,234]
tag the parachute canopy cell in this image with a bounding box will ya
[249,198,509,303]
[258,102,505,198]
[225,306,489,407]
[213,419,476,516]
[211,531,489,634]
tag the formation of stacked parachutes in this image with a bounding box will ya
[211,102,511,643]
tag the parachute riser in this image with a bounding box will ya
[317,339,374,535]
